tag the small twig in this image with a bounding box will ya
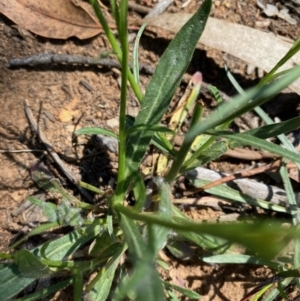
[186,159,283,196]
[172,195,231,211]
[0,149,44,153]
[24,99,93,202]
[128,1,151,14]
[186,167,289,207]
[224,148,280,160]
[8,54,122,69]
[8,54,231,101]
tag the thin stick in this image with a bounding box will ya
[8,54,230,101]
[185,159,283,196]
[24,100,93,202]
[0,149,44,153]
[172,195,231,211]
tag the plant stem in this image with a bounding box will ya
[89,0,143,102]
[112,0,129,205]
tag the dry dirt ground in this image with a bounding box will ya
[0,0,299,300]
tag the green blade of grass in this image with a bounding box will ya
[202,254,280,269]
[133,23,147,85]
[163,281,202,299]
[241,116,300,139]
[210,131,300,164]
[74,127,118,139]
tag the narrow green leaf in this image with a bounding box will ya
[125,0,212,185]
[163,281,202,299]
[252,284,273,301]
[118,212,148,260]
[181,140,228,172]
[202,254,280,269]
[79,181,105,194]
[257,278,292,301]
[214,132,300,164]
[10,221,59,249]
[152,132,176,156]
[243,116,300,139]
[133,23,147,85]
[132,171,147,212]
[85,244,126,301]
[147,178,172,255]
[74,127,118,139]
[126,124,174,136]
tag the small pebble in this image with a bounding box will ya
[106,118,119,128]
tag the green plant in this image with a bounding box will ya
[2,0,300,300]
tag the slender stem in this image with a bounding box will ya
[89,0,142,102]
[113,0,129,205]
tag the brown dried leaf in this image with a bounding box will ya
[145,15,300,95]
[0,0,102,39]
